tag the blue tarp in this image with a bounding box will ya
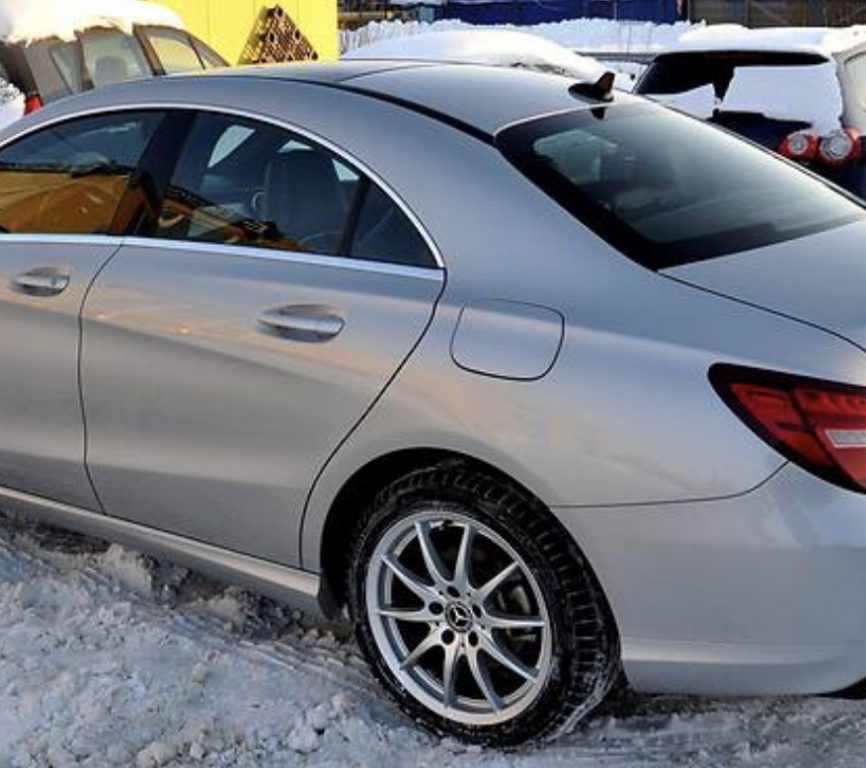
[439,0,679,24]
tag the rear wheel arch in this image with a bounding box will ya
[315,447,619,637]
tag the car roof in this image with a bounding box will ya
[181,61,633,135]
[14,61,631,143]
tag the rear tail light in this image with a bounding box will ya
[779,131,819,162]
[818,128,862,166]
[23,94,42,115]
[778,127,862,166]
[710,364,866,494]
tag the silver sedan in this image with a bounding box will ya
[1,61,866,745]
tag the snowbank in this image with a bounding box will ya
[0,0,183,44]
[676,23,866,56]
[344,29,607,81]
[342,17,701,55]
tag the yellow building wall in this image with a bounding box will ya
[158,0,338,64]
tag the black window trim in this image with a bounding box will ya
[0,102,444,271]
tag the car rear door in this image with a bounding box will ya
[80,110,444,566]
[0,110,164,508]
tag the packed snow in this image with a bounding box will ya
[341,17,701,55]
[0,0,183,44]
[344,29,607,82]
[3,512,866,767]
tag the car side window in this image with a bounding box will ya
[157,113,360,255]
[80,29,151,88]
[0,112,162,235]
[348,183,435,268]
[144,28,205,74]
[156,111,437,267]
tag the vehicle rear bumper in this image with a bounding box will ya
[552,463,866,695]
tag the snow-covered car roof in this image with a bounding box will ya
[673,24,866,57]
[0,0,184,44]
[343,29,606,83]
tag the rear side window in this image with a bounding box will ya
[144,28,205,74]
[0,112,161,234]
[154,112,436,267]
[81,29,151,87]
[498,104,865,269]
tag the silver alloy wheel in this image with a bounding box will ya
[366,510,553,726]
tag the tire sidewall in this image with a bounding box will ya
[349,467,617,746]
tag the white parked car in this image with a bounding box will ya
[636,25,866,198]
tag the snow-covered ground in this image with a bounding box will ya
[2,514,866,767]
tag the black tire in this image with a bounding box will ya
[348,461,620,746]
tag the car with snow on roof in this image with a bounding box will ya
[0,0,226,128]
[635,25,866,199]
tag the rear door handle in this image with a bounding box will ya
[257,305,345,341]
[12,267,71,297]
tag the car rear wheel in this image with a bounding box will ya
[348,462,620,745]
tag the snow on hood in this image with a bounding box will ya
[720,63,842,132]
[675,23,866,56]
[0,0,184,44]
[343,29,607,82]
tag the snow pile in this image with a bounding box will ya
[0,0,184,44]
[344,29,607,81]
[4,516,866,766]
[342,17,701,55]
[676,23,866,55]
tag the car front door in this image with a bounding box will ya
[81,110,444,565]
[0,110,164,508]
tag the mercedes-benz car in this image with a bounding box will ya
[2,61,866,746]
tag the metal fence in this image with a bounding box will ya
[690,0,866,26]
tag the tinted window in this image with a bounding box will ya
[81,29,151,87]
[498,104,865,269]
[145,28,204,74]
[0,112,161,234]
[350,183,434,267]
[158,113,359,254]
[156,112,436,267]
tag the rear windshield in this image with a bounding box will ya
[497,104,865,269]
[636,51,828,100]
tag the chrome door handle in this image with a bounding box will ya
[12,267,71,297]
[257,306,345,341]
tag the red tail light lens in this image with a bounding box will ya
[710,364,866,493]
[23,94,43,115]
[818,128,862,166]
[778,131,819,162]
